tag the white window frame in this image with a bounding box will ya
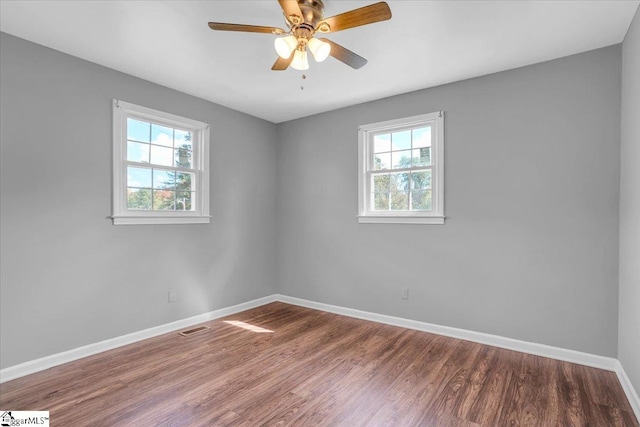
[358,111,445,225]
[111,99,210,225]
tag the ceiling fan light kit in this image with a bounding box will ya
[307,37,331,62]
[208,0,392,71]
[291,49,310,70]
[274,35,298,59]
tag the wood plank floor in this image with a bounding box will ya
[1,302,637,426]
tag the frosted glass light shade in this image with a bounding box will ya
[274,35,298,59]
[307,38,331,62]
[291,49,309,70]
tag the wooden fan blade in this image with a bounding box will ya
[316,2,391,33]
[320,38,367,69]
[278,0,303,24]
[208,22,285,35]
[272,51,295,71]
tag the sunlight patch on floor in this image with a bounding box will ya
[223,320,274,333]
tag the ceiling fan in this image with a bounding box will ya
[208,0,392,71]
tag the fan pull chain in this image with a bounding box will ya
[301,74,306,91]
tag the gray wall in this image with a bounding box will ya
[0,31,627,369]
[619,7,640,395]
[0,33,278,368]
[276,45,621,357]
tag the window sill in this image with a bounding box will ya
[358,215,445,225]
[111,215,211,225]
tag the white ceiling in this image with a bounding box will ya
[1,1,638,123]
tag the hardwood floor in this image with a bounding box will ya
[1,302,637,426]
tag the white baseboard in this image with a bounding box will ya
[275,295,618,370]
[275,294,639,421]
[0,295,277,384]
[2,292,638,423]
[616,360,640,420]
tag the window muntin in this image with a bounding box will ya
[358,112,444,224]
[370,125,433,212]
[125,118,196,212]
[112,100,210,225]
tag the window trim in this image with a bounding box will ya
[111,99,210,225]
[357,111,445,225]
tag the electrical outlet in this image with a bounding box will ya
[168,291,178,303]
[401,288,409,300]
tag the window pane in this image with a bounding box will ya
[373,152,390,170]
[390,172,410,192]
[392,130,411,150]
[176,191,193,211]
[175,148,192,169]
[153,190,175,210]
[150,145,174,167]
[390,191,409,210]
[392,150,412,169]
[175,129,193,151]
[372,173,389,193]
[359,112,443,221]
[412,170,432,190]
[412,147,431,167]
[176,172,193,191]
[373,192,389,210]
[127,141,150,163]
[127,118,150,142]
[411,189,432,210]
[373,134,391,153]
[127,188,152,210]
[412,127,431,148]
[153,169,175,189]
[151,124,174,147]
[127,167,151,188]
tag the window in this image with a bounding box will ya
[112,100,210,225]
[358,111,444,224]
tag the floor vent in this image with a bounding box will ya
[178,326,210,337]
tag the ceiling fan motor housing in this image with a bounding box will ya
[295,0,325,27]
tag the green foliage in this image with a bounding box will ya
[153,141,194,211]
[128,189,152,210]
[372,153,432,211]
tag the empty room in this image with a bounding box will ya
[1,0,639,425]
